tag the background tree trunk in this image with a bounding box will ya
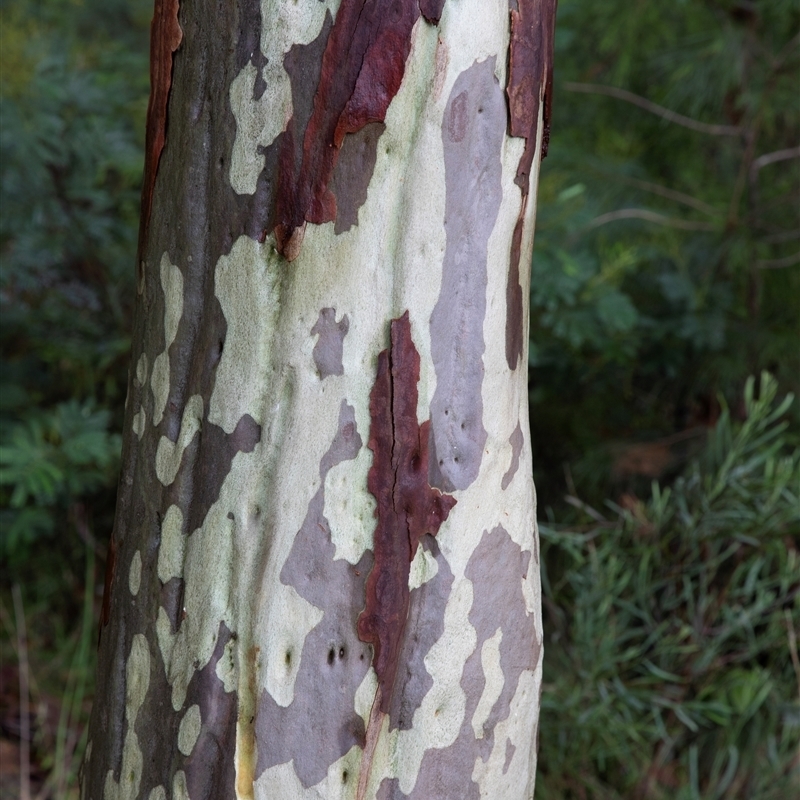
[83,1,555,798]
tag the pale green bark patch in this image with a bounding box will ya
[151,254,183,427]
[157,505,185,582]
[155,395,203,486]
[177,704,202,756]
[128,550,142,596]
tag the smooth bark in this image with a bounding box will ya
[84,1,555,798]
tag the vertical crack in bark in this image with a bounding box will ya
[504,0,557,369]
[274,1,448,260]
[357,312,456,793]
[139,0,183,261]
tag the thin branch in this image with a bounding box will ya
[762,229,800,244]
[622,177,720,217]
[751,146,800,173]
[564,82,742,136]
[756,251,800,269]
[12,585,31,800]
[587,208,717,231]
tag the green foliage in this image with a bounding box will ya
[531,0,800,508]
[0,0,150,570]
[537,374,800,799]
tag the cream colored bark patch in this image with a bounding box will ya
[147,787,166,800]
[172,771,189,800]
[151,254,183,427]
[132,407,146,440]
[209,236,280,433]
[216,634,238,693]
[471,628,504,738]
[263,582,324,708]
[135,353,149,387]
[128,550,142,596]
[322,444,375,565]
[157,505,185,583]
[177,704,202,756]
[155,395,203,486]
[408,542,439,591]
[228,0,335,195]
[103,634,150,800]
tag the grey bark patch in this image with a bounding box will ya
[503,738,516,774]
[160,576,186,633]
[387,536,453,730]
[377,525,539,799]
[428,58,505,492]
[183,622,238,800]
[311,308,350,378]
[329,122,386,233]
[501,421,524,490]
[255,401,373,788]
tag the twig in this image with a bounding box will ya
[751,145,800,173]
[756,251,800,269]
[12,584,31,800]
[621,177,720,217]
[564,82,741,136]
[587,208,716,231]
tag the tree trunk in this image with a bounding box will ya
[83,1,555,798]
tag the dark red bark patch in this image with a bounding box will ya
[357,312,456,714]
[504,0,557,370]
[274,1,447,259]
[139,0,183,258]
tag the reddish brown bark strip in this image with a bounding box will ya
[358,312,456,713]
[139,0,183,258]
[505,0,557,369]
[274,1,446,259]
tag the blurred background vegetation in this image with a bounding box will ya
[0,0,797,797]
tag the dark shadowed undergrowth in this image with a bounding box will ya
[536,373,800,799]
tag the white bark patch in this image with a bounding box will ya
[374,579,476,795]
[354,666,378,728]
[228,0,338,195]
[132,408,146,440]
[177,704,202,756]
[263,583,324,708]
[322,444,374,565]
[147,788,166,800]
[128,550,142,596]
[151,254,183,427]
[210,236,281,433]
[135,353,149,387]
[157,505,185,583]
[103,634,150,800]
[155,395,203,486]
[254,744,361,800]
[471,628,504,739]
[471,667,542,799]
[408,543,439,591]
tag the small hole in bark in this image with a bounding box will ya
[438,459,443,466]
[339,646,345,659]
[444,408,449,416]
[454,456,459,463]
[461,422,465,430]
[219,156,224,167]
[327,648,335,665]
[217,339,224,357]
[342,771,348,784]
[478,106,483,113]
[285,650,292,667]
[360,653,364,660]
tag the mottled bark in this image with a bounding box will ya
[84,1,555,798]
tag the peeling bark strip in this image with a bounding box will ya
[358,312,456,712]
[139,0,183,256]
[274,1,448,259]
[504,0,557,369]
